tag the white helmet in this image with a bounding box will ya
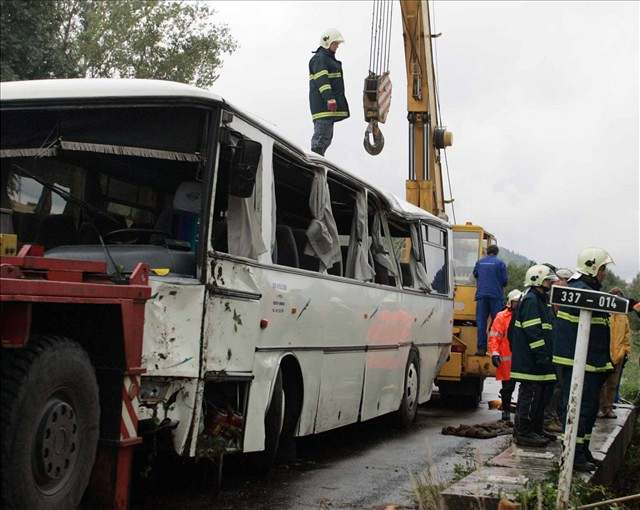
[507,289,523,306]
[320,28,345,49]
[576,247,613,277]
[555,268,574,280]
[524,264,559,288]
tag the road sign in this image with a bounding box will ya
[553,284,629,508]
[550,285,629,314]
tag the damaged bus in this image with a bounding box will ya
[0,79,453,482]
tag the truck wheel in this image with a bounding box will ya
[1,336,100,510]
[393,349,420,428]
[248,370,283,474]
[438,377,484,409]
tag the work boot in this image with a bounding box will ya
[573,460,597,472]
[475,348,487,356]
[573,447,597,472]
[540,430,557,441]
[501,410,511,422]
[584,448,602,466]
[514,433,548,447]
[532,432,551,445]
[544,418,563,433]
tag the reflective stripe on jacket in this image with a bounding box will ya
[308,47,350,121]
[510,288,556,382]
[488,308,513,381]
[553,276,613,372]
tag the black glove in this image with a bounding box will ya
[491,355,501,368]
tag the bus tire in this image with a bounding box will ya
[393,349,420,428]
[248,369,283,474]
[1,336,100,510]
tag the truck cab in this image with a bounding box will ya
[436,222,497,404]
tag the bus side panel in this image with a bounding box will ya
[360,296,407,421]
[416,297,453,404]
[314,352,366,433]
[243,350,280,452]
[142,278,204,377]
[139,278,204,456]
[290,350,323,437]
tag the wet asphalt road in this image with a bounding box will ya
[135,379,511,510]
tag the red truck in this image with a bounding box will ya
[1,244,150,509]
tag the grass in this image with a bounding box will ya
[410,467,446,510]
[410,444,482,510]
[619,331,640,404]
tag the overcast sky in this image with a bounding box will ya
[210,1,639,281]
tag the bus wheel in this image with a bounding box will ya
[1,336,100,510]
[248,370,283,474]
[393,349,420,428]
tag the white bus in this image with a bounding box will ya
[1,79,453,472]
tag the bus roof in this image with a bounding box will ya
[0,78,449,228]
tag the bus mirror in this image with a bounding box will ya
[229,138,261,198]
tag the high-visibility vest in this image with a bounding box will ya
[488,308,513,381]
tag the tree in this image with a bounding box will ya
[1,0,237,88]
[505,262,531,297]
[0,1,73,81]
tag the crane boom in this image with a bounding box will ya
[397,1,498,400]
[400,0,451,218]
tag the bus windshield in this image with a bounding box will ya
[452,230,481,285]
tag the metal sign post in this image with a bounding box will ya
[556,308,591,508]
[550,285,629,509]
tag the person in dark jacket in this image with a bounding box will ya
[554,247,614,472]
[511,264,558,447]
[473,245,508,355]
[308,28,350,156]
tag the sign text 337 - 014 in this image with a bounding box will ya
[550,286,629,314]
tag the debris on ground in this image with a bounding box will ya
[442,420,513,439]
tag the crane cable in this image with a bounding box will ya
[368,0,393,75]
[430,0,456,224]
[364,0,394,155]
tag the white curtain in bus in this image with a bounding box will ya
[371,211,399,278]
[345,190,375,281]
[304,170,341,271]
[227,193,267,259]
[410,223,431,291]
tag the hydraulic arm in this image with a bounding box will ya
[400,0,452,218]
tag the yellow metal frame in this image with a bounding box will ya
[397,1,498,387]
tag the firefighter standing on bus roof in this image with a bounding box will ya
[511,265,558,448]
[309,29,350,156]
[554,247,614,472]
[489,289,523,422]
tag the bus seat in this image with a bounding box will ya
[36,214,77,250]
[11,211,39,243]
[212,220,228,252]
[292,228,319,271]
[276,225,299,268]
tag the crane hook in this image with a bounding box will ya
[363,120,384,156]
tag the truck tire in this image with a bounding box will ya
[1,336,100,510]
[248,370,283,474]
[393,349,420,428]
[438,376,484,409]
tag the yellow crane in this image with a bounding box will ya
[364,0,497,405]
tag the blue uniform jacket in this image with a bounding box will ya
[473,255,508,299]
